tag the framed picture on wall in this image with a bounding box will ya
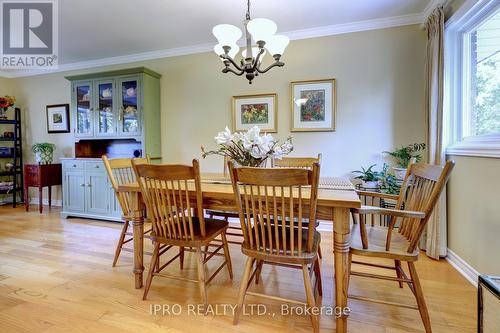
[232,93,277,133]
[46,104,70,133]
[291,79,336,132]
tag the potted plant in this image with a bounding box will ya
[32,143,56,164]
[352,164,380,189]
[201,126,293,167]
[378,163,400,197]
[0,95,15,119]
[384,142,426,180]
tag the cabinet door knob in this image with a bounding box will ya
[80,183,85,187]
[73,164,77,167]
[95,165,99,168]
[87,183,92,187]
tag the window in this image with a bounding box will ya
[445,0,500,157]
[463,9,500,138]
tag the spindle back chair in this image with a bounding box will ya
[349,160,455,333]
[229,162,322,333]
[272,153,322,169]
[132,159,233,305]
[102,155,150,266]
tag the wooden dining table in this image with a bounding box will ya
[117,174,361,333]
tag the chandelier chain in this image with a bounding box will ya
[246,0,251,20]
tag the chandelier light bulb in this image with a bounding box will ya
[265,34,289,56]
[247,18,277,42]
[212,24,242,46]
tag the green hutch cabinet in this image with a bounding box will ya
[61,67,161,221]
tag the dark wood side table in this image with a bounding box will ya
[24,163,62,213]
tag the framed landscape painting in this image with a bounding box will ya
[232,93,277,133]
[291,79,336,132]
[46,104,70,133]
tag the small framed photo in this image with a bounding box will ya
[291,79,336,132]
[232,93,277,133]
[46,104,70,133]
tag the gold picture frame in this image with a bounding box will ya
[290,79,336,132]
[232,93,278,133]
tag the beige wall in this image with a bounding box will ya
[444,0,500,276]
[9,25,427,201]
[447,156,500,275]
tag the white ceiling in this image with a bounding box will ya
[2,0,434,77]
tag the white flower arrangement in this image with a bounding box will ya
[202,126,293,167]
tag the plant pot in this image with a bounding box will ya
[392,167,407,180]
[362,180,380,189]
[35,151,54,164]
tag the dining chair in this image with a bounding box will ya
[229,162,322,333]
[271,153,322,168]
[102,155,151,267]
[272,153,323,259]
[132,159,233,306]
[206,156,244,244]
[348,160,455,333]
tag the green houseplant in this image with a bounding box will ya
[384,142,426,179]
[32,143,56,164]
[352,164,380,189]
[378,163,400,195]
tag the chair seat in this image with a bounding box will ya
[206,209,240,218]
[242,227,321,264]
[350,224,419,261]
[150,217,229,246]
[270,216,319,228]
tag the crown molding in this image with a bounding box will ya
[1,12,426,79]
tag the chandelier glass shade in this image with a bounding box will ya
[212,0,289,84]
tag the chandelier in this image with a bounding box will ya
[212,0,289,84]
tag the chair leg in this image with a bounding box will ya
[143,242,160,300]
[179,247,184,270]
[196,246,208,308]
[395,260,404,288]
[112,220,129,267]
[313,257,322,296]
[302,264,319,333]
[221,232,233,279]
[233,257,255,325]
[318,245,323,259]
[408,262,432,333]
[203,245,209,261]
[255,260,264,285]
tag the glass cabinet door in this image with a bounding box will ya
[75,82,93,136]
[118,78,141,135]
[96,80,115,136]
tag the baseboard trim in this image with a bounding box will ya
[446,248,479,287]
[29,198,63,207]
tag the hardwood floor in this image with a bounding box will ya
[0,205,476,333]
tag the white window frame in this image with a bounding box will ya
[444,0,500,158]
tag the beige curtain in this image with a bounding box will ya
[424,7,447,259]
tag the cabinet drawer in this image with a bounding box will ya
[85,161,104,171]
[63,160,84,170]
[24,165,40,185]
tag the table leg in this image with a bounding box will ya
[39,187,43,214]
[131,192,144,289]
[48,186,52,207]
[24,184,29,212]
[333,207,351,333]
